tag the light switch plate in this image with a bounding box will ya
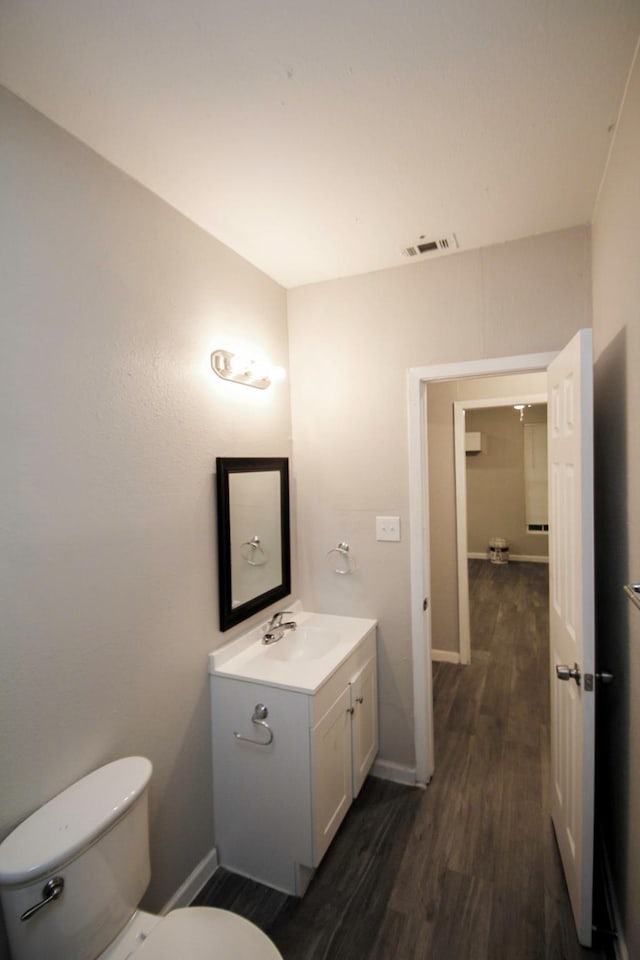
[376,516,401,541]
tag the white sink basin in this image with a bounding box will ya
[209,608,377,693]
[263,625,340,662]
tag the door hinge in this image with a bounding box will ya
[423,597,428,611]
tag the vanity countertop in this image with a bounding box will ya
[209,606,377,694]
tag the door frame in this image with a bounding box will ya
[453,391,548,665]
[407,351,557,784]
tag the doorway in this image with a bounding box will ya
[408,333,595,945]
[451,388,548,664]
[407,350,557,785]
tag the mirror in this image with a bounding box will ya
[216,457,291,631]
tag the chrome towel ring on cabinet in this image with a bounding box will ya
[233,704,274,746]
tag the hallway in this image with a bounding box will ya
[196,561,608,958]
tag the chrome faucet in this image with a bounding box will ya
[262,611,297,645]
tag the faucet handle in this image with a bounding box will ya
[270,610,293,627]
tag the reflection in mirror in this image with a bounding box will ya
[230,470,282,606]
[216,457,290,631]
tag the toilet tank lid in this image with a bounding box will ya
[0,757,152,885]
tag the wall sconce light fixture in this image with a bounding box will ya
[211,349,285,390]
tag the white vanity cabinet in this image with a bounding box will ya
[350,652,378,796]
[311,651,378,864]
[210,621,377,896]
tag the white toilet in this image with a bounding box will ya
[0,757,283,960]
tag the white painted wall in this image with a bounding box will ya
[0,86,291,957]
[592,38,640,960]
[287,229,590,768]
[465,405,548,556]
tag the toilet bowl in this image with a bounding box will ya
[0,758,282,960]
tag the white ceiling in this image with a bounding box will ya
[1,1,639,288]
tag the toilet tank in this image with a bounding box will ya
[0,757,153,960]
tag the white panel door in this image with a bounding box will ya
[547,329,595,947]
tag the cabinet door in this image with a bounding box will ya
[311,686,352,866]
[350,654,378,797]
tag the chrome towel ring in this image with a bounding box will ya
[233,704,274,746]
[326,542,355,575]
[239,535,268,566]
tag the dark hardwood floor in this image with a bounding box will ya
[194,561,611,959]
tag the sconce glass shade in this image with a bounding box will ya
[211,349,272,389]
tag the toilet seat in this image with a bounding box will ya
[134,907,283,959]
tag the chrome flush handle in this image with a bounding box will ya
[20,876,65,922]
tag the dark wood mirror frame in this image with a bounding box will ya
[216,456,291,631]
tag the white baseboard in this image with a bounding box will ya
[160,848,218,914]
[431,649,461,664]
[370,758,421,787]
[510,554,549,563]
[467,552,548,564]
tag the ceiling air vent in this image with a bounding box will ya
[401,233,459,258]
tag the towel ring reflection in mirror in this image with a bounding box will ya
[240,535,268,566]
[327,541,356,575]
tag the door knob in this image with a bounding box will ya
[556,662,581,685]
